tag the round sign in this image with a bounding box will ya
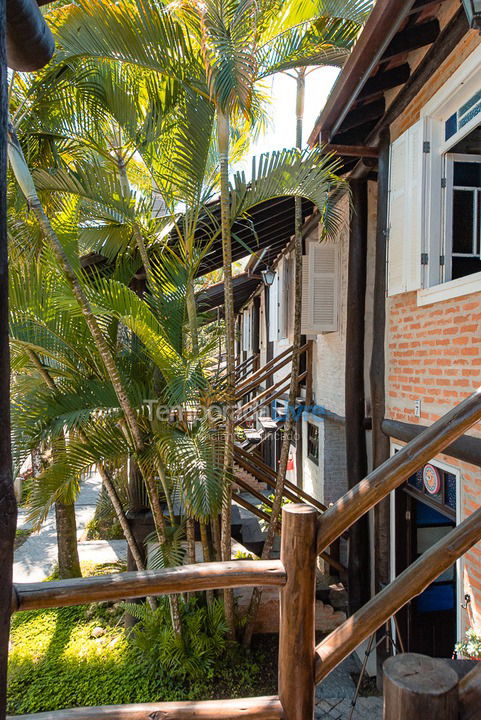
[423,463,441,495]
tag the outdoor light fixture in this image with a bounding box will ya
[462,0,481,32]
[261,268,276,287]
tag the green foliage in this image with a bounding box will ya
[7,599,275,715]
[455,628,481,659]
[123,598,227,679]
[259,493,292,531]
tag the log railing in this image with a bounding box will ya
[10,505,314,720]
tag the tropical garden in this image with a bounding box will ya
[6,0,372,712]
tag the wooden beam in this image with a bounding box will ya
[278,505,317,720]
[0,3,15,719]
[316,385,481,557]
[337,98,385,134]
[315,502,481,682]
[368,8,469,146]
[324,143,378,158]
[345,179,370,612]
[12,560,286,612]
[8,697,285,720]
[308,0,412,145]
[357,64,411,101]
[6,0,55,71]
[383,654,458,720]
[381,19,440,63]
[382,418,481,468]
[358,65,410,101]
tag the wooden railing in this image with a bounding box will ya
[10,386,481,720]
[10,505,314,720]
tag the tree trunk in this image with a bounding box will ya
[10,135,175,627]
[26,349,146,576]
[7,127,167,549]
[55,501,82,579]
[217,108,235,639]
[0,9,16,717]
[243,68,306,647]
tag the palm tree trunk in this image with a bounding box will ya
[217,109,236,639]
[243,69,306,647]
[200,521,213,605]
[8,126,168,552]
[26,349,82,578]
[26,349,146,575]
[55,501,82,578]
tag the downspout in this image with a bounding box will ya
[6,0,54,71]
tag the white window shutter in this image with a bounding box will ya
[387,131,408,296]
[268,274,278,342]
[388,118,427,296]
[309,244,339,333]
[301,244,339,334]
[301,255,312,334]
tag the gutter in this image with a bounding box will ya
[7,0,55,72]
[308,0,413,147]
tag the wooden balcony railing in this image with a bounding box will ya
[9,386,481,720]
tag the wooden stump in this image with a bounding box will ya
[383,653,459,720]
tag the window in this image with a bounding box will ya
[443,148,481,282]
[307,421,319,465]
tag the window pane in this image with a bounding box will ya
[453,161,481,187]
[452,189,474,254]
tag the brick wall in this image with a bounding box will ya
[386,291,481,431]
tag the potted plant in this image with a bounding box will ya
[455,628,481,660]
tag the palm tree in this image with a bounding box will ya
[47,0,373,634]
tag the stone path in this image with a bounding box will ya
[13,471,127,582]
[315,654,383,720]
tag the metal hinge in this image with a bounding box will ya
[406,510,411,521]
[440,255,445,266]
[423,141,431,153]
[441,177,447,189]
[421,253,429,265]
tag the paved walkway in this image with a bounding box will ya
[13,471,127,582]
[315,654,382,720]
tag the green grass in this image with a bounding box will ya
[7,566,277,715]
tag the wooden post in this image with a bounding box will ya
[278,504,317,720]
[371,127,392,684]
[383,654,458,720]
[0,3,16,720]
[346,178,369,612]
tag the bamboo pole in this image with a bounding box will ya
[316,386,481,556]
[315,502,481,682]
[12,560,286,612]
[278,504,317,720]
[7,696,284,720]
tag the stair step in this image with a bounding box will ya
[258,417,278,430]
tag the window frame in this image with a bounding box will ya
[416,44,481,303]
